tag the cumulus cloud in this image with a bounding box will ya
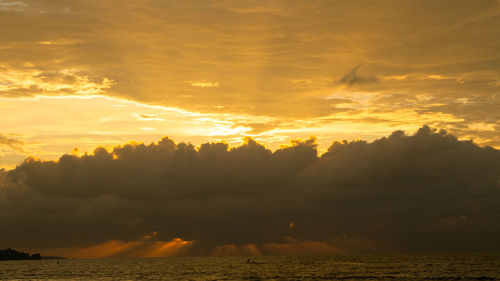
[339,65,379,86]
[1,126,500,256]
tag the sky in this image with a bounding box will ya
[0,0,500,257]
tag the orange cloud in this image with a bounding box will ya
[210,240,343,257]
[41,238,194,259]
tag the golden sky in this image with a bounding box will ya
[1,0,500,169]
[2,0,500,259]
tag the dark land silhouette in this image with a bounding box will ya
[0,248,41,261]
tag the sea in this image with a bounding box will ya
[0,253,499,280]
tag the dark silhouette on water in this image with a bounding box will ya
[246,258,264,265]
[31,253,41,260]
[0,248,41,261]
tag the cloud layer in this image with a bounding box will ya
[0,0,499,151]
[1,126,499,257]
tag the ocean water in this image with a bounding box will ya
[1,253,499,280]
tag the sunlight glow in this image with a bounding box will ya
[0,92,497,171]
[40,238,194,259]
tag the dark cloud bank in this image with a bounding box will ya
[1,126,500,256]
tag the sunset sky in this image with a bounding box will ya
[1,0,500,258]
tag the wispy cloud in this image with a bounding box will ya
[339,65,378,86]
[0,68,113,96]
[0,1,28,12]
[186,81,219,88]
[0,133,24,151]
